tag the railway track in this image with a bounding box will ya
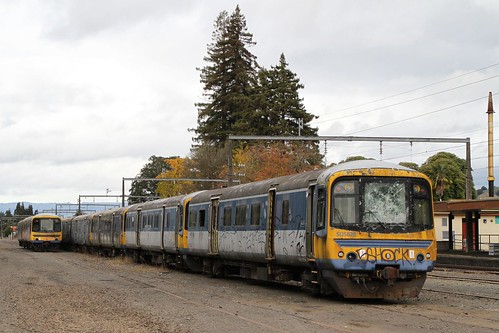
[428,272,499,285]
[425,268,499,301]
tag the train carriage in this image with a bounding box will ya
[93,207,127,255]
[310,160,436,298]
[18,213,62,251]
[124,203,143,250]
[135,196,183,264]
[70,214,91,251]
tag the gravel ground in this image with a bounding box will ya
[0,238,497,333]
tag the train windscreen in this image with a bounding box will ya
[32,218,62,232]
[331,177,432,233]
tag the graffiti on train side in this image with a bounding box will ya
[277,214,306,256]
[218,231,266,253]
[356,247,417,265]
[277,229,306,255]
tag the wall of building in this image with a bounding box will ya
[434,212,499,251]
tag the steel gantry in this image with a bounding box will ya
[227,135,472,199]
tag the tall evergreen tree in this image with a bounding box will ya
[256,54,318,136]
[14,202,33,216]
[194,6,259,145]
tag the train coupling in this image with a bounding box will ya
[377,267,400,286]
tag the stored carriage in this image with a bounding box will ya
[62,160,436,299]
[124,196,183,264]
[18,213,62,251]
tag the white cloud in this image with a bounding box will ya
[1,0,498,203]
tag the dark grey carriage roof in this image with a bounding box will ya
[190,160,413,203]
[126,194,185,212]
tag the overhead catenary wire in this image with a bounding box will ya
[347,93,497,135]
[312,61,499,124]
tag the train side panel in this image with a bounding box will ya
[272,189,308,266]
[139,209,163,252]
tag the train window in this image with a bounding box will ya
[412,181,433,228]
[199,209,206,228]
[223,207,232,226]
[250,203,260,226]
[364,181,406,224]
[189,211,198,229]
[282,200,290,225]
[332,181,359,227]
[127,215,136,231]
[41,219,55,232]
[164,212,169,229]
[32,219,40,232]
[235,205,246,226]
[148,215,154,229]
[169,212,173,229]
[317,188,326,230]
[54,219,61,232]
[154,214,160,230]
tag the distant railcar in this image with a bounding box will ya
[62,160,436,299]
[18,213,62,251]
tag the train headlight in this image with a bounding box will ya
[426,253,431,259]
[346,252,357,262]
[416,253,425,262]
[338,251,344,258]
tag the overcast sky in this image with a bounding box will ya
[1,0,499,204]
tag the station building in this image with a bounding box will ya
[434,198,499,253]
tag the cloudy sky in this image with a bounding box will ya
[1,0,499,204]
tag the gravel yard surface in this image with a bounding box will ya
[1,239,497,333]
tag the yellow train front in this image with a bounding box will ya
[312,161,436,299]
[18,213,62,251]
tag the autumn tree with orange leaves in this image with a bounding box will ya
[156,157,193,197]
[223,142,323,183]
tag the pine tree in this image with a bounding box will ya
[194,5,259,145]
[257,54,318,136]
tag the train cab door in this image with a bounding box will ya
[209,197,220,255]
[306,184,316,259]
[312,186,327,259]
[266,188,276,261]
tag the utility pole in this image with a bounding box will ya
[487,92,495,197]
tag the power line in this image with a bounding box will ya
[348,93,496,135]
[315,74,499,125]
[313,61,499,122]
